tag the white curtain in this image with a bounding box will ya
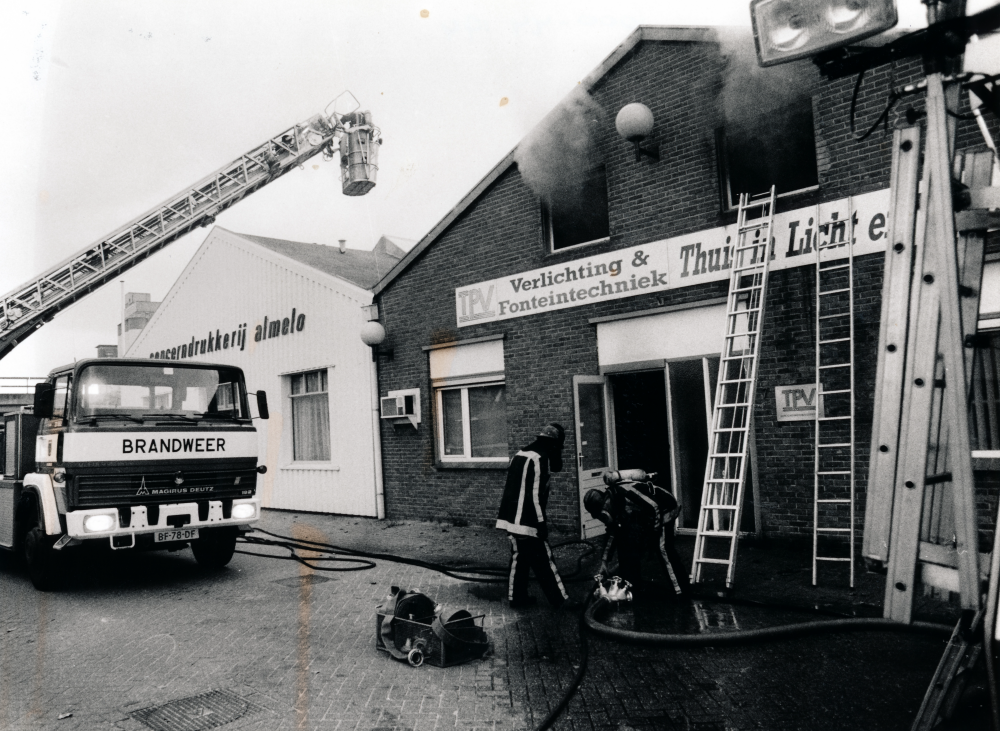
[293,393,330,461]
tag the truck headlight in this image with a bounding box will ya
[83,513,116,533]
[232,503,256,520]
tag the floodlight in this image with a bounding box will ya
[751,0,898,67]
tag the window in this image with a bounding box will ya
[971,330,1000,453]
[290,369,330,461]
[437,383,507,461]
[428,337,507,463]
[546,164,610,252]
[52,375,70,419]
[75,364,247,420]
[717,98,819,210]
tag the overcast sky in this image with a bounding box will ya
[0,0,972,378]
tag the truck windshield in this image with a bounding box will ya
[74,364,247,421]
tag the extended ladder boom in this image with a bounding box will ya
[0,104,376,362]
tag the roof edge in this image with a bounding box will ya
[373,147,518,295]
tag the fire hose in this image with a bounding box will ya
[234,529,968,731]
[235,527,597,582]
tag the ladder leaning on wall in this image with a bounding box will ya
[690,186,776,589]
[812,200,857,587]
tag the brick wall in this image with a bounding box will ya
[753,252,884,538]
[376,33,999,538]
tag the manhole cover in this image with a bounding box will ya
[273,573,335,587]
[130,689,262,731]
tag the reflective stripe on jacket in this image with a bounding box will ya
[496,449,548,537]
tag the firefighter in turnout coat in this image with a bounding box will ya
[496,423,578,609]
[585,470,688,598]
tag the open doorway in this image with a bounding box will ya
[666,360,711,527]
[608,370,671,490]
[604,357,753,533]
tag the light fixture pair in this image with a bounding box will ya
[752,0,898,67]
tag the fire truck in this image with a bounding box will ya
[0,93,380,589]
[1,359,269,589]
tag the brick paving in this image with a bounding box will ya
[0,510,964,730]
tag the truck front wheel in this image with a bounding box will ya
[191,527,238,569]
[24,526,60,591]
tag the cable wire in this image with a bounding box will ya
[850,69,902,142]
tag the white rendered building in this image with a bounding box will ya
[123,227,409,516]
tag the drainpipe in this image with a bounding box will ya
[370,348,386,520]
[360,304,387,519]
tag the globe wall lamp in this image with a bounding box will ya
[615,103,660,162]
[360,304,392,360]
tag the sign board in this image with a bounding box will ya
[456,189,891,327]
[775,384,822,422]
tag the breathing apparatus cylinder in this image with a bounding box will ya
[603,468,649,485]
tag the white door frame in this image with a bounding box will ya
[573,375,613,539]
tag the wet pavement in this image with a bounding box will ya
[0,509,985,730]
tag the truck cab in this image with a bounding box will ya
[0,358,268,589]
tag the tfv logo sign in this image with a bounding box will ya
[457,285,496,324]
[774,384,824,422]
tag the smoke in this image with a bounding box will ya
[714,27,819,135]
[514,86,606,209]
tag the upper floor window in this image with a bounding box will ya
[546,165,610,252]
[716,98,819,210]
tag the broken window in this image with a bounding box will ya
[716,97,819,210]
[545,165,610,252]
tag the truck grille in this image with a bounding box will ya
[71,464,257,509]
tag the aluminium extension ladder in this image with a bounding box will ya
[690,186,776,588]
[812,200,856,587]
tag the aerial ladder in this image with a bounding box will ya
[0,92,380,362]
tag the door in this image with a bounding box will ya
[573,375,611,539]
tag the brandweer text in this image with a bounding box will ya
[122,438,227,454]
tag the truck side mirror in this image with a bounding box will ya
[256,391,269,420]
[33,383,55,419]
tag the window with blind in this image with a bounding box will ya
[290,369,330,461]
[428,338,508,463]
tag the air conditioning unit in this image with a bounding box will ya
[380,388,420,427]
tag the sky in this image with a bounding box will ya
[0,0,982,379]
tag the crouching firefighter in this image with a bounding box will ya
[584,469,688,598]
[495,424,579,610]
